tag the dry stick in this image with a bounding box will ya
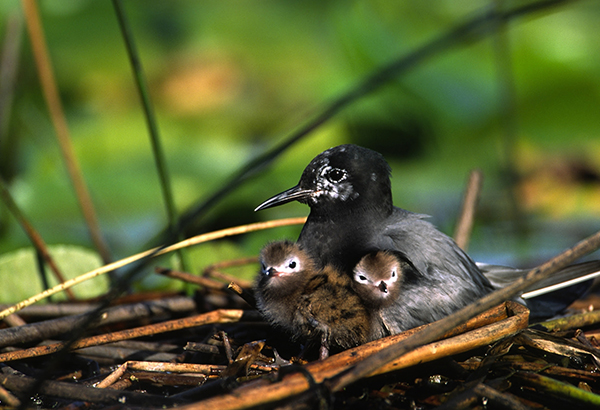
[156,267,230,291]
[1,313,26,327]
[177,302,527,410]
[538,310,600,332]
[203,257,258,289]
[21,0,112,265]
[472,383,531,410]
[453,169,483,250]
[96,361,226,388]
[207,270,255,289]
[513,371,600,406]
[0,296,195,348]
[228,282,257,307]
[327,229,600,392]
[0,11,22,142]
[0,309,261,362]
[0,303,102,318]
[155,268,257,306]
[0,384,21,408]
[0,373,184,407]
[203,256,260,273]
[0,177,76,301]
[0,217,306,320]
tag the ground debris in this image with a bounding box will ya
[2,288,600,409]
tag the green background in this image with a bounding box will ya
[1,1,599,301]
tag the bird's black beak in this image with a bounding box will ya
[378,281,388,293]
[254,185,313,211]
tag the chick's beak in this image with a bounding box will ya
[262,267,276,276]
[254,185,313,211]
[378,281,388,293]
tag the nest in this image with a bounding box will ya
[2,224,600,410]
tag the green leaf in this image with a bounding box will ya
[0,245,108,304]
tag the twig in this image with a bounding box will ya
[96,361,226,388]
[0,11,22,144]
[1,312,25,327]
[0,384,20,408]
[535,310,600,332]
[0,302,102,318]
[21,0,112,264]
[0,309,262,362]
[0,296,195,348]
[156,267,230,290]
[472,383,531,410]
[112,0,185,270]
[0,217,306,320]
[169,0,574,245]
[175,302,528,409]
[228,282,257,308]
[203,256,258,288]
[453,169,483,250]
[203,256,260,274]
[513,371,600,406]
[0,177,76,300]
[0,373,185,407]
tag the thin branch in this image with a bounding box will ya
[0,11,22,145]
[155,267,231,291]
[111,0,186,269]
[175,302,528,409]
[0,296,195,348]
[0,309,261,362]
[172,0,574,240]
[454,169,484,250]
[0,373,185,407]
[0,217,306,319]
[0,177,76,300]
[21,0,112,264]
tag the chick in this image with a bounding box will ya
[255,241,382,359]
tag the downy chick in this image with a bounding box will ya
[352,250,409,310]
[352,249,477,333]
[255,241,381,359]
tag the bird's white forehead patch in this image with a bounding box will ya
[312,165,358,202]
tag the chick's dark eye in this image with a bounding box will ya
[326,168,346,183]
[288,261,297,269]
[358,275,367,281]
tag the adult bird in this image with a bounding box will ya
[255,144,600,321]
[255,144,495,315]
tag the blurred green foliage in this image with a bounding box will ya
[1,1,600,297]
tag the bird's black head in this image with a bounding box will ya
[255,144,393,215]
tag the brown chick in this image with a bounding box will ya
[352,250,407,309]
[352,250,419,335]
[255,241,380,359]
[254,240,314,332]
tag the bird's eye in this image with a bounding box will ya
[391,269,396,278]
[288,261,297,269]
[358,275,367,281]
[326,168,346,183]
